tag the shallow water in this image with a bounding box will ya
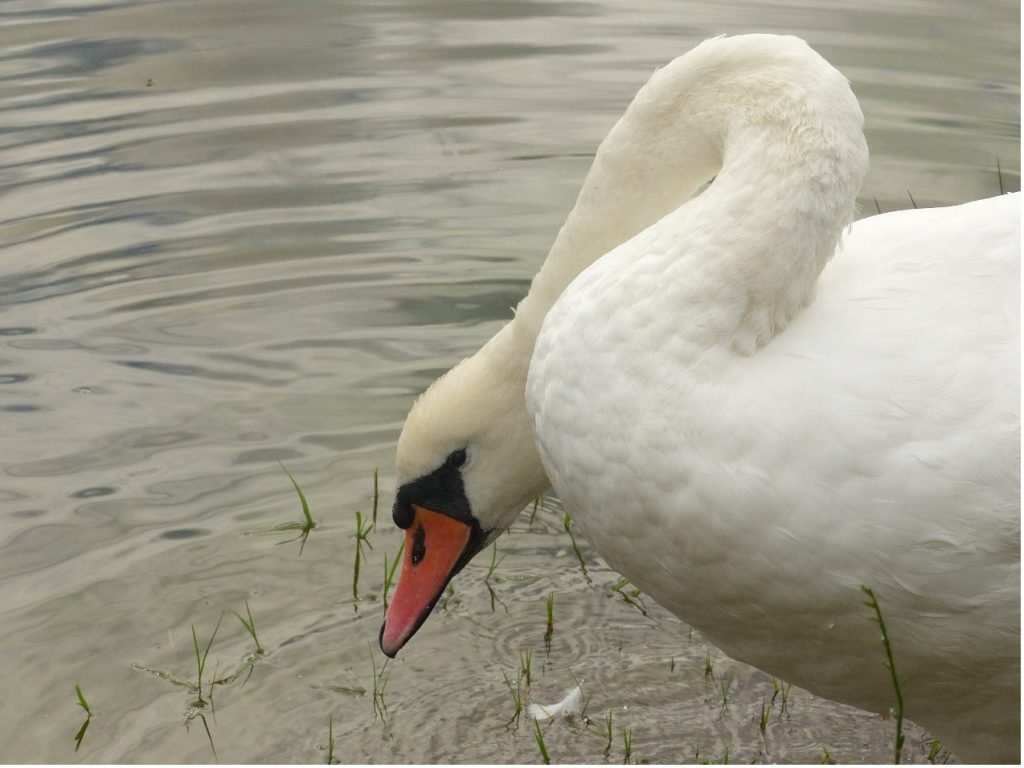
[0,0,1018,763]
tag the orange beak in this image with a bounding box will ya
[380,504,472,657]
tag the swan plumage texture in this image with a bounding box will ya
[385,34,1020,763]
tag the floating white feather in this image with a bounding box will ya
[527,685,583,722]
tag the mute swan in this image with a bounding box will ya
[378,34,1020,763]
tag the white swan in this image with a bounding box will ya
[379,34,1020,764]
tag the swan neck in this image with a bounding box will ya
[513,35,868,352]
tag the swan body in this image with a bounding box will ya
[380,34,1020,764]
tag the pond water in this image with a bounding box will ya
[0,0,1018,763]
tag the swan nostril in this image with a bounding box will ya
[411,523,426,565]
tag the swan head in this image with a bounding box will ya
[379,327,548,657]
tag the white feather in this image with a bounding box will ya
[527,685,583,722]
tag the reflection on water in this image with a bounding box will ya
[0,0,1017,762]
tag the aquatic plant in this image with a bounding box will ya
[861,585,905,764]
[926,739,950,764]
[73,685,92,752]
[603,710,614,758]
[520,648,533,691]
[501,667,524,727]
[245,464,317,554]
[440,583,456,612]
[770,676,792,717]
[563,513,590,582]
[325,715,335,764]
[191,612,224,706]
[352,510,374,601]
[694,745,729,764]
[610,578,647,615]
[230,600,264,657]
[382,540,404,610]
[529,494,542,525]
[483,541,507,612]
[371,468,379,525]
[370,646,389,721]
[717,673,732,713]
[74,684,91,715]
[532,718,551,764]
[543,592,554,649]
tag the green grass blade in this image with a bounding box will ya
[563,514,591,582]
[372,468,379,525]
[533,719,551,764]
[326,715,335,764]
[861,586,905,764]
[383,540,404,610]
[73,714,91,752]
[280,462,315,527]
[74,684,91,715]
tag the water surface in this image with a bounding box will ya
[0,0,1018,762]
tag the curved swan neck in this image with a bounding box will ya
[514,34,868,349]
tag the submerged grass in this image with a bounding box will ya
[370,646,389,721]
[497,648,532,728]
[520,648,533,691]
[529,494,542,525]
[228,600,266,685]
[191,612,225,706]
[533,718,551,764]
[382,540,404,610]
[185,710,218,763]
[325,715,335,764]
[230,600,264,657]
[74,684,91,715]
[602,710,614,758]
[501,667,524,728]
[184,615,223,765]
[440,583,456,612]
[245,464,317,554]
[484,541,507,612]
[770,676,792,717]
[610,578,648,616]
[926,739,950,764]
[352,510,374,601]
[717,672,732,713]
[73,685,92,752]
[695,745,729,764]
[543,592,554,649]
[371,468,379,525]
[562,514,591,583]
[861,585,905,764]
[134,607,266,760]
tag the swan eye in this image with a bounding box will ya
[447,448,468,469]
